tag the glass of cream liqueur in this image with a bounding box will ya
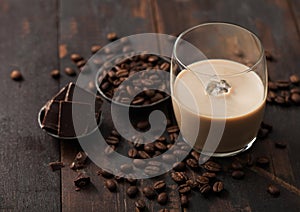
[171,23,267,157]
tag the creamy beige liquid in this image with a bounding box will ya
[172,59,265,154]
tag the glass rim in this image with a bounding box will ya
[173,22,265,77]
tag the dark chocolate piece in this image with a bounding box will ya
[53,85,68,101]
[42,100,60,134]
[58,101,92,137]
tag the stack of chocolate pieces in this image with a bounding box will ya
[41,82,102,138]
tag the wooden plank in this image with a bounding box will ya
[153,0,300,211]
[59,0,180,211]
[0,0,61,211]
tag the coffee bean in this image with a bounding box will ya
[64,67,76,76]
[144,165,160,175]
[128,148,138,158]
[105,179,117,192]
[107,32,118,41]
[268,81,278,90]
[91,45,102,54]
[157,192,168,205]
[196,176,209,185]
[275,141,287,149]
[144,143,155,154]
[70,151,88,170]
[178,184,191,194]
[173,150,189,158]
[106,136,119,145]
[180,195,189,207]
[162,154,176,164]
[148,55,158,63]
[171,172,187,184]
[231,170,245,179]
[97,168,113,178]
[186,158,198,169]
[202,172,216,178]
[10,70,23,81]
[137,120,150,130]
[267,184,280,196]
[203,161,222,172]
[50,69,60,79]
[135,199,146,210]
[74,173,90,188]
[257,128,270,139]
[256,156,270,167]
[70,53,83,62]
[186,179,199,189]
[167,125,179,133]
[144,89,156,97]
[190,150,200,160]
[120,163,133,173]
[153,180,166,193]
[231,161,243,170]
[104,145,116,156]
[172,162,186,172]
[246,154,254,166]
[133,159,146,168]
[275,80,290,89]
[154,141,167,151]
[150,93,164,103]
[290,74,300,84]
[147,161,162,167]
[291,87,300,93]
[142,186,156,199]
[126,177,138,185]
[274,96,285,104]
[127,186,138,198]
[199,184,211,194]
[138,151,150,159]
[76,60,86,68]
[291,93,300,104]
[261,122,273,131]
[213,181,224,193]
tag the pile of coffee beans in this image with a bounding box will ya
[267,74,300,106]
[98,53,170,106]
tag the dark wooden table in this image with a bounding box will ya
[1,0,300,211]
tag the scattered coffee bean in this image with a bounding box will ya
[167,125,179,133]
[106,136,120,145]
[186,179,199,189]
[256,156,270,167]
[49,161,64,171]
[291,87,300,94]
[105,179,117,192]
[76,59,86,68]
[70,53,83,62]
[268,81,278,90]
[186,158,198,169]
[126,177,138,185]
[133,159,146,169]
[64,67,76,76]
[50,69,60,79]
[180,195,189,207]
[120,163,133,173]
[265,50,275,61]
[162,154,176,164]
[196,176,209,185]
[144,165,160,176]
[178,184,191,194]
[74,172,90,188]
[261,122,273,131]
[107,32,118,41]
[127,186,138,198]
[202,172,216,178]
[190,150,200,160]
[199,184,211,194]
[157,192,168,205]
[138,151,150,159]
[171,172,187,184]
[135,199,146,210]
[153,180,166,193]
[267,184,280,196]
[154,141,167,151]
[128,148,138,158]
[10,70,23,81]
[172,162,186,172]
[291,93,300,104]
[203,161,222,172]
[275,141,287,149]
[144,143,155,154]
[97,168,113,178]
[142,186,156,199]
[104,145,116,156]
[275,80,290,89]
[231,170,245,179]
[231,161,243,170]
[290,74,300,84]
[213,181,224,193]
[91,45,102,54]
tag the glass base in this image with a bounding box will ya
[195,137,257,158]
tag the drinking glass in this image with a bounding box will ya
[171,23,267,157]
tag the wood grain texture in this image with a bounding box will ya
[153,0,300,211]
[0,0,61,211]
